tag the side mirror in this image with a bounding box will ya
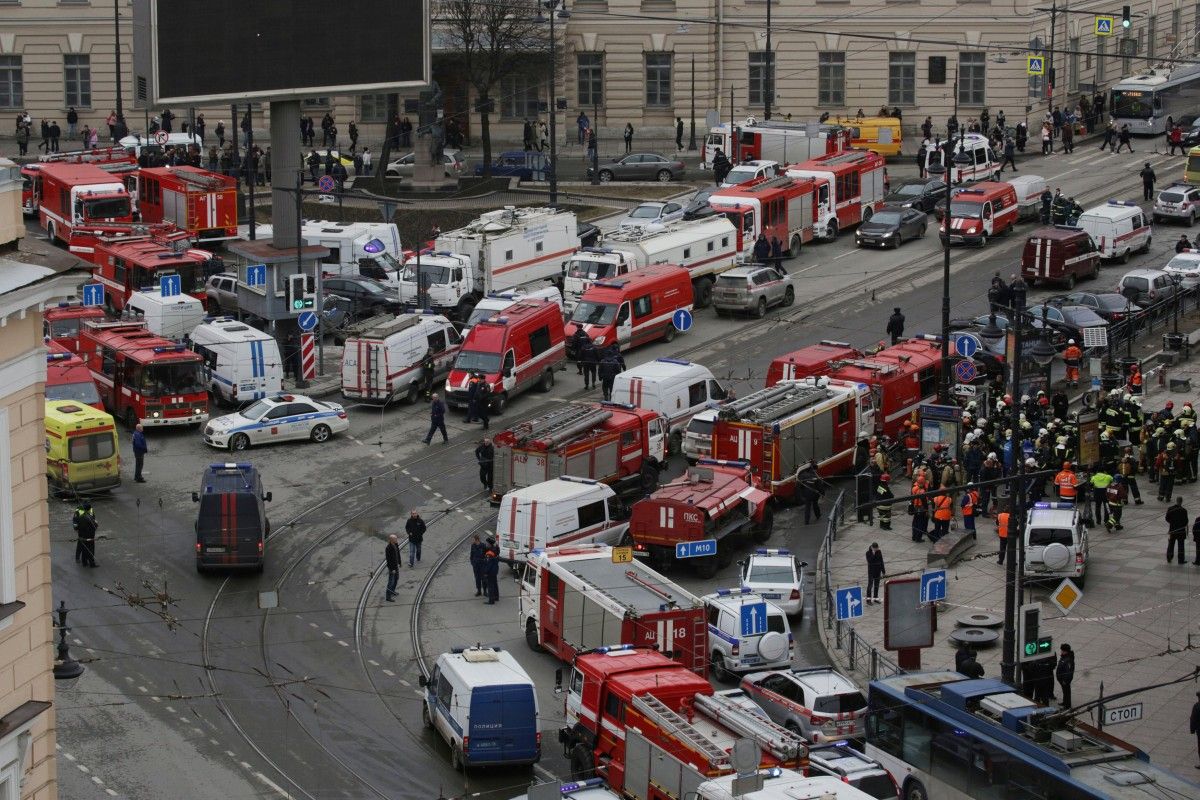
[554,668,563,693]
[505,367,515,378]
[417,675,428,687]
[191,492,200,503]
[798,560,809,568]
[264,491,273,503]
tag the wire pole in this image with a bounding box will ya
[764,0,773,122]
[688,54,698,151]
[1001,279,1028,685]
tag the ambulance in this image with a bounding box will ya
[341,312,462,403]
[44,401,121,493]
[565,264,693,354]
[495,477,629,564]
[1074,199,1153,262]
[188,318,284,406]
[924,133,1001,184]
[940,182,1019,246]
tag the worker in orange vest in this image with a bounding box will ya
[960,487,979,532]
[1054,462,1078,501]
[995,506,1010,564]
[931,488,953,542]
[1127,362,1143,396]
[1062,340,1082,388]
[910,481,929,543]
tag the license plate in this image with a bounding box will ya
[206,546,226,553]
[762,593,781,599]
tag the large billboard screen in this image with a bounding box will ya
[133,0,430,105]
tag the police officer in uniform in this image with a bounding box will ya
[580,336,598,390]
[469,534,487,596]
[476,380,492,431]
[475,437,494,493]
[598,349,621,401]
[73,502,96,564]
[76,504,98,567]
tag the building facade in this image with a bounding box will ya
[1,0,1198,147]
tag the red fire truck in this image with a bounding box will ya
[78,321,209,429]
[556,646,808,797]
[491,402,667,501]
[88,234,220,311]
[519,547,708,674]
[46,342,104,411]
[37,163,134,246]
[628,460,774,577]
[708,175,823,260]
[702,119,850,168]
[44,302,108,352]
[786,150,887,240]
[21,147,137,217]
[710,378,874,496]
[767,338,943,438]
[135,166,238,241]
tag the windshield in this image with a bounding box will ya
[240,399,272,421]
[687,417,714,435]
[723,167,759,184]
[870,212,903,225]
[83,197,130,219]
[150,264,205,293]
[69,432,115,462]
[893,183,925,197]
[454,350,502,374]
[46,380,101,405]
[814,691,867,714]
[720,210,754,235]
[628,206,661,219]
[1029,527,1074,546]
[747,564,794,583]
[566,258,615,281]
[48,318,84,338]
[400,263,453,284]
[1111,90,1154,119]
[1167,256,1200,271]
[949,201,982,219]
[570,301,618,326]
[135,362,206,395]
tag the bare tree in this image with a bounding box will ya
[438,0,549,176]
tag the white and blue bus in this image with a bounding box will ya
[864,671,1199,800]
[1110,64,1200,135]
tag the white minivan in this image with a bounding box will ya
[496,477,628,564]
[610,358,728,455]
[461,286,564,334]
[1074,199,1152,262]
[189,317,284,405]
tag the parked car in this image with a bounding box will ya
[741,667,868,743]
[588,153,686,183]
[577,221,602,249]
[615,200,685,230]
[712,265,794,318]
[385,150,464,179]
[854,206,927,248]
[738,548,807,617]
[323,276,402,318]
[1026,303,1108,346]
[203,393,349,451]
[473,150,535,180]
[1116,268,1182,307]
[1152,182,1200,225]
[682,186,719,220]
[1163,251,1200,288]
[883,177,947,213]
[204,272,239,314]
[720,159,782,188]
[1183,120,1200,148]
[1048,291,1143,322]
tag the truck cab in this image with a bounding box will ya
[566,264,693,353]
[562,248,635,311]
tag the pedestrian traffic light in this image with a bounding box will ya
[1122,5,1131,28]
[1018,602,1054,662]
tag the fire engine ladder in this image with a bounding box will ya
[512,404,612,447]
[747,384,831,424]
[630,695,730,770]
[717,384,800,421]
[692,693,807,762]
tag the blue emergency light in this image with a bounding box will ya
[754,548,791,556]
[656,357,693,366]
[715,587,753,596]
[362,238,385,254]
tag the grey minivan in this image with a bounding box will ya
[712,265,794,318]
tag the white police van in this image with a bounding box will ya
[189,317,283,406]
[702,587,792,684]
[418,645,540,771]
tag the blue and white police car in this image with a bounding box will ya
[203,393,349,451]
[739,548,808,617]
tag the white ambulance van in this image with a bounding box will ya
[1074,199,1152,262]
[125,289,206,339]
[609,358,729,454]
[341,312,462,403]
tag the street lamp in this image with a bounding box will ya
[539,0,570,207]
[53,601,84,683]
[112,0,126,138]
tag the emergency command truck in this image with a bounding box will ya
[519,547,707,673]
[562,216,737,310]
[490,401,666,501]
[1021,226,1101,287]
[702,118,849,167]
[78,321,209,429]
[44,401,121,493]
[46,343,104,410]
[37,162,134,246]
[786,150,887,240]
[708,176,821,260]
[556,646,808,798]
[341,312,462,403]
[134,166,238,241]
[87,233,219,312]
[711,378,874,496]
[628,460,774,577]
[941,182,1019,246]
[565,265,693,354]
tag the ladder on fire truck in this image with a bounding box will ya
[39,146,129,165]
[630,693,806,768]
[717,381,831,424]
[510,403,613,447]
[827,358,901,375]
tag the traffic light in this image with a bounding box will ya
[1018,603,1054,662]
[286,273,314,312]
[1122,5,1132,29]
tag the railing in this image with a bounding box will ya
[817,488,906,683]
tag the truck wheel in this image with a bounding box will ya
[406,382,421,404]
[570,744,594,780]
[904,779,930,800]
[717,541,734,568]
[826,220,839,239]
[783,287,795,307]
[451,744,466,772]
[663,323,677,343]
[1064,274,1076,290]
[525,619,543,652]
[538,369,554,392]
[1142,236,1152,253]
[455,296,478,323]
[978,233,988,248]
[788,234,802,259]
[421,703,432,729]
[753,297,768,318]
[1091,262,1100,280]
[694,556,719,579]
[1121,248,1131,264]
[751,507,775,543]
[1191,212,1196,227]
[693,277,713,308]
[46,222,57,245]
[230,433,251,452]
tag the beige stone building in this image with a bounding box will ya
[0,158,86,800]
[2,0,1198,146]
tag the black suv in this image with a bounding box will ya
[193,462,272,573]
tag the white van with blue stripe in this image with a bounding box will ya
[189,317,283,406]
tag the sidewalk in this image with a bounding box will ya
[816,355,1200,778]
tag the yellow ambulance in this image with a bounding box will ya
[833,116,904,158]
[45,401,121,492]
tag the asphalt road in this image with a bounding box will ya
[49,143,1189,800]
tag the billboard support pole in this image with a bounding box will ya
[270,101,301,249]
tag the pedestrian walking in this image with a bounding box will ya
[476,382,491,431]
[623,122,634,154]
[73,501,96,564]
[131,423,148,482]
[1116,124,1134,153]
[476,437,495,493]
[1060,122,1074,154]
[676,117,684,150]
[484,547,500,603]
[886,307,905,345]
[469,534,487,596]
[1041,123,1053,155]
[865,543,885,604]
[76,505,98,568]
[1056,644,1075,707]
[1099,122,1115,151]
[1166,496,1189,564]
[580,336,598,390]
[1170,123,1185,155]
[916,145,927,179]
[1140,162,1157,201]
[999,136,1018,173]
[1190,692,1200,768]
[384,534,401,601]
[406,511,426,567]
[770,236,784,271]
[586,129,596,161]
[422,393,449,445]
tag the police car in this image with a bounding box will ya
[739,548,808,617]
[701,587,792,684]
[203,393,349,451]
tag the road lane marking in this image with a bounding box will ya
[382,669,395,677]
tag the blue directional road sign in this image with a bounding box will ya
[81,283,105,307]
[673,308,693,332]
[954,359,978,383]
[160,274,181,298]
[740,602,769,636]
[921,569,948,603]
[246,263,266,287]
[297,311,319,332]
[954,333,980,358]
[835,586,864,621]
[675,539,716,559]
[317,175,336,193]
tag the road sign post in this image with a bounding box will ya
[81,284,105,307]
[317,175,336,193]
[159,274,181,298]
[675,539,717,559]
[739,602,768,636]
[300,332,316,380]
[246,263,266,288]
[154,129,169,145]
[920,569,947,603]
[954,359,978,384]
[672,308,693,332]
[835,586,863,621]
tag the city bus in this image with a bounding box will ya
[1110,64,1200,135]
[864,671,1199,800]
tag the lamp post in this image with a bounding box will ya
[53,602,84,682]
[542,0,569,207]
[112,0,125,135]
[688,54,697,151]
[764,0,773,121]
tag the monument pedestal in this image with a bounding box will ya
[410,163,458,192]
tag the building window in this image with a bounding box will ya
[1097,35,1107,83]
[1069,36,1080,91]
[958,52,986,106]
[64,54,91,108]
[360,94,394,123]
[818,52,845,106]
[888,52,915,106]
[645,53,672,107]
[0,56,21,109]
[748,51,774,106]
[501,74,540,119]
[1027,38,1044,99]
[577,53,603,108]
[302,97,330,108]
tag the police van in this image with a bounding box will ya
[192,462,272,573]
[1074,199,1152,262]
[341,312,462,403]
[702,587,793,683]
[418,645,540,771]
[610,358,728,455]
[496,477,629,565]
[189,317,284,406]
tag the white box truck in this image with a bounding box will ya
[255,220,405,288]
[341,312,462,403]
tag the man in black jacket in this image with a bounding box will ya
[865,543,885,603]
[598,351,621,401]
[406,511,427,567]
[469,535,487,596]
[475,438,494,493]
[384,534,401,601]
[1167,497,1189,564]
[1190,691,1200,767]
[77,507,98,567]
[580,337,598,390]
[484,548,500,604]
[1056,644,1075,707]
[422,394,448,445]
[886,308,905,345]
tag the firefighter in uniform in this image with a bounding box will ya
[1054,462,1078,502]
[875,473,894,530]
[1106,474,1128,530]
[931,489,954,542]
[995,505,1011,564]
[72,501,96,564]
[1158,442,1179,500]
[1062,340,1082,388]
[420,350,436,398]
[1119,447,1144,504]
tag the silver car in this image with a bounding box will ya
[1153,182,1200,225]
[740,667,868,743]
[712,265,794,318]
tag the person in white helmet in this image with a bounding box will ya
[1063,338,1082,387]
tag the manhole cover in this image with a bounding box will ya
[949,627,999,646]
[956,612,1003,628]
